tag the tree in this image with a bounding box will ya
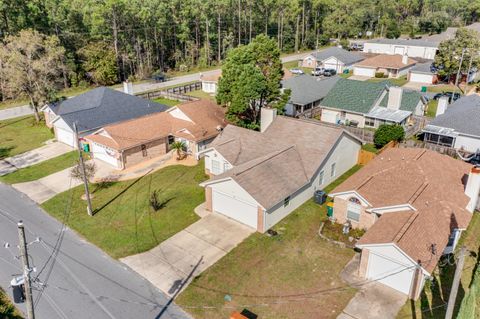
[70,160,97,182]
[434,28,480,78]
[216,34,289,129]
[373,124,405,149]
[79,42,119,86]
[170,141,186,159]
[0,29,66,122]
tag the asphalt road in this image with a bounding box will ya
[0,51,311,120]
[0,183,191,319]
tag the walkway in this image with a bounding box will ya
[0,104,33,120]
[0,141,73,176]
[121,211,254,297]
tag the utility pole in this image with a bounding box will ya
[17,221,35,319]
[73,122,93,216]
[454,48,466,95]
[445,246,467,319]
[464,53,474,94]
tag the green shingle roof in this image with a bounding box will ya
[378,89,422,112]
[320,78,387,114]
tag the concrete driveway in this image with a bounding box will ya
[121,212,254,297]
[0,142,72,176]
[12,159,112,203]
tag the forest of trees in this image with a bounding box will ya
[2,0,480,90]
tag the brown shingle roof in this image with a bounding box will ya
[201,70,222,82]
[85,99,226,151]
[355,54,417,70]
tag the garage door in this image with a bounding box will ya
[55,127,75,147]
[91,143,120,168]
[321,109,340,124]
[212,190,257,228]
[409,73,433,84]
[366,251,415,295]
[353,67,375,77]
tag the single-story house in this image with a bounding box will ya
[199,108,362,232]
[200,70,222,94]
[422,95,480,153]
[300,47,365,73]
[319,78,425,128]
[329,148,479,299]
[84,99,226,169]
[353,54,417,78]
[408,62,438,84]
[43,87,168,147]
[281,75,340,117]
[363,38,439,59]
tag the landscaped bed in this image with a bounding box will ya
[0,115,53,159]
[176,166,362,319]
[0,151,77,184]
[42,162,208,259]
[0,287,22,319]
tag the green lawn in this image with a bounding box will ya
[368,75,408,87]
[0,116,54,159]
[177,165,362,319]
[42,162,207,259]
[340,70,353,79]
[152,97,180,106]
[0,287,22,319]
[427,84,459,93]
[0,151,77,184]
[397,211,480,319]
[361,143,379,154]
[425,99,438,118]
[185,90,216,101]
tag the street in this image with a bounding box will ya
[0,183,191,319]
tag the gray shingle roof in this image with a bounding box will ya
[281,75,340,106]
[364,38,439,48]
[50,87,168,132]
[411,62,435,74]
[378,89,423,112]
[309,47,365,65]
[426,95,480,137]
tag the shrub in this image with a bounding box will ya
[374,124,405,149]
[375,72,385,78]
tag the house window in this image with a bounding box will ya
[168,135,175,145]
[141,144,147,157]
[211,160,221,174]
[330,163,336,177]
[318,170,325,186]
[346,197,361,222]
[284,196,291,207]
[223,162,230,171]
[365,117,375,127]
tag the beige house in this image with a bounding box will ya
[84,100,226,169]
[329,148,480,299]
[200,70,222,94]
[353,54,417,78]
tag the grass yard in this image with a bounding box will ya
[340,70,353,79]
[152,97,180,107]
[427,84,459,94]
[367,75,408,87]
[0,287,22,319]
[177,165,362,319]
[0,151,77,184]
[397,211,480,319]
[361,143,379,154]
[42,162,208,259]
[0,116,53,159]
[185,90,216,101]
[282,60,312,75]
[425,99,438,118]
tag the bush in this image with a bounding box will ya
[374,124,405,149]
[375,72,385,78]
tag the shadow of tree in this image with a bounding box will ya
[0,147,14,160]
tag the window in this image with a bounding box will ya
[330,163,336,177]
[141,144,147,157]
[318,170,324,186]
[284,196,291,207]
[346,197,361,222]
[223,162,230,172]
[365,117,375,127]
[211,160,221,174]
[168,135,175,145]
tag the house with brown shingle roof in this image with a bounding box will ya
[353,54,417,78]
[200,70,222,94]
[199,108,362,232]
[329,148,480,299]
[84,99,226,169]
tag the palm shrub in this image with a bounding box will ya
[373,124,405,149]
[170,141,186,159]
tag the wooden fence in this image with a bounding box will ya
[399,140,467,158]
[135,81,202,102]
[357,140,398,165]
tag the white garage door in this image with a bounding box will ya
[409,73,433,84]
[367,251,415,295]
[353,67,375,77]
[55,127,75,147]
[321,109,340,124]
[394,46,405,55]
[212,190,257,228]
[91,143,120,168]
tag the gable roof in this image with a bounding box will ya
[355,54,417,70]
[309,47,365,65]
[411,62,435,74]
[377,88,424,113]
[333,148,473,273]
[206,116,361,209]
[364,38,439,48]
[321,78,387,114]
[50,87,169,133]
[201,70,222,82]
[282,75,340,106]
[84,99,226,151]
[425,95,480,138]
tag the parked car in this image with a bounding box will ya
[152,72,167,82]
[311,67,325,76]
[323,69,337,77]
[349,43,364,51]
[433,92,461,102]
[290,68,304,75]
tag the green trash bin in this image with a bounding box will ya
[327,202,334,217]
[83,143,90,153]
[421,86,427,92]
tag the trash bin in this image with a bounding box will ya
[314,190,327,205]
[327,202,334,217]
[421,86,427,92]
[83,143,90,153]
